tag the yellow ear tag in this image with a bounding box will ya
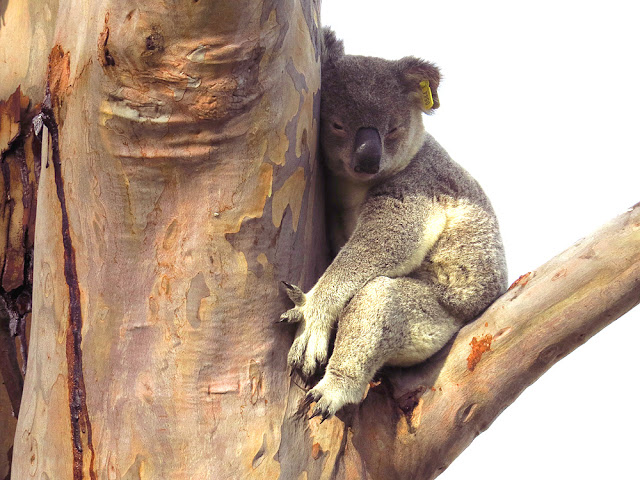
[419,80,434,111]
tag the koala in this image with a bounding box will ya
[280,28,508,421]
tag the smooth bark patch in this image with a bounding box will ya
[186,272,210,329]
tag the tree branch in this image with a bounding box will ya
[303,202,640,479]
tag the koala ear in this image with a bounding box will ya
[397,57,441,112]
[321,27,345,67]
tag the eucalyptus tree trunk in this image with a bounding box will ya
[3,0,327,478]
[1,1,639,479]
[1,84,38,480]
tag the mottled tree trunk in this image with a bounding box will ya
[3,0,327,478]
[1,1,639,479]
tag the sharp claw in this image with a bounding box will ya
[320,412,330,424]
[309,407,322,420]
[296,392,315,416]
[281,282,305,306]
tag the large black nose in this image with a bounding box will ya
[353,127,381,174]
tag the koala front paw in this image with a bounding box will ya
[287,324,331,379]
[279,281,335,378]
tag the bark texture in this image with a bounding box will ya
[5,0,327,478]
[0,85,39,480]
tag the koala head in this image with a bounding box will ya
[320,27,441,183]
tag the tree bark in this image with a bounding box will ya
[5,0,326,478]
[1,1,639,479]
[0,85,38,480]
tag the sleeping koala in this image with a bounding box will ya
[280,28,508,420]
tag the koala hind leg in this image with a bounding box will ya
[304,275,462,420]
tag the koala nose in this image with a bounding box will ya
[353,127,381,174]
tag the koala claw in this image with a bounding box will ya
[278,308,304,324]
[297,390,329,422]
[298,385,341,422]
[282,281,306,306]
[278,282,308,324]
[309,405,331,423]
[298,390,317,409]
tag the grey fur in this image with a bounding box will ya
[281,28,508,419]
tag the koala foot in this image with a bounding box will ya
[297,374,367,421]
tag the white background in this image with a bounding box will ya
[321,1,640,478]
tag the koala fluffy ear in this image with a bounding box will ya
[397,57,441,112]
[321,27,345,67]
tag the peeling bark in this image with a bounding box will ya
[0,86,38,480]
[8,1,326,478]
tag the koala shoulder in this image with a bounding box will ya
[370,135,487,205]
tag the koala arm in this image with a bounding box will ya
[305,194,446,325]
[283,193,446,377]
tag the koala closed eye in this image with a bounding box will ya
[328,120,348,137]
[385,126,403,141]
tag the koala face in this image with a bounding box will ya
[320,29,441,183]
